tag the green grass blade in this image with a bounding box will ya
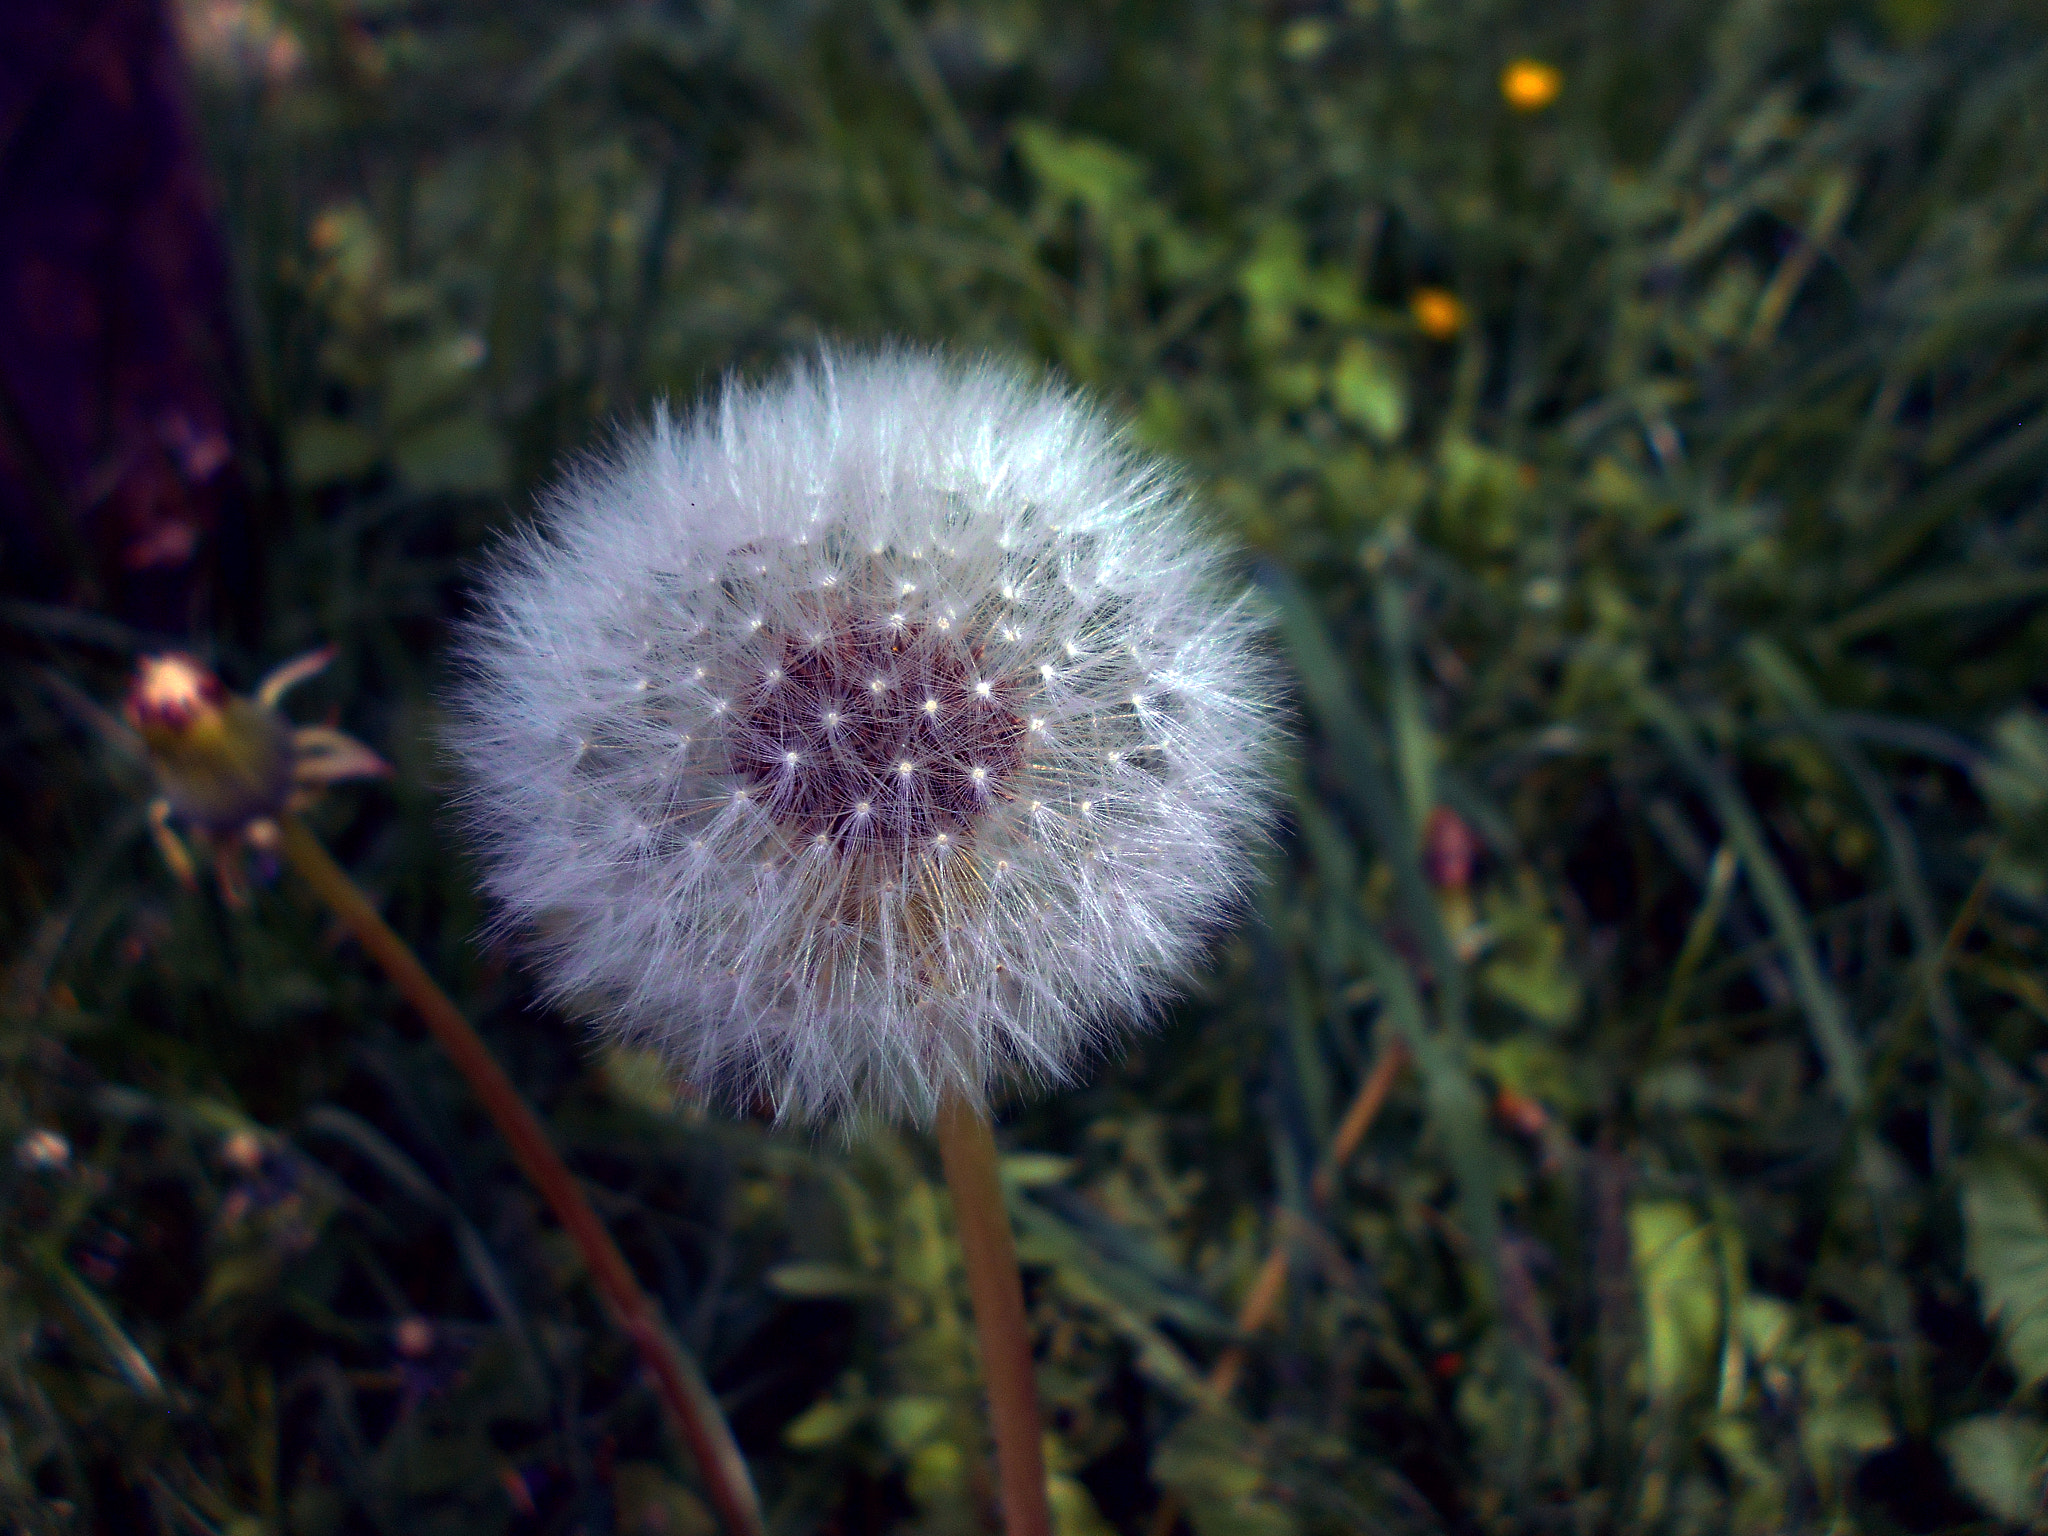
[303,1106,550,1404]
[1634,682,1867,1111]
[1653,845,1739,1059]
[1356,924,1500,1309]
[1745,639,1964,1055]
[31,1246,162,1397]
[1820,564,2048,648]
[1265,565,1466,1036]
[1373,572,1436,847]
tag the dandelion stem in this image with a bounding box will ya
[935,1089,1052,1536]
[279,816,764,1536]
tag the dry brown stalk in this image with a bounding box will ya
[280,816,765,1536]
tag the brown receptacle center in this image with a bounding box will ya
[730,618,1027,846]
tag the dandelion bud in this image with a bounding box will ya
[123,650,389,906]
[450,349,1281,1128]
[126,653,294,832]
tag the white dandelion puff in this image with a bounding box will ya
[448,348,1281,1129]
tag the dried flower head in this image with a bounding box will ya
[450,350,1280,1127]
[125,650,390,905]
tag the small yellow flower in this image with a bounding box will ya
[124,650,389,906]
[1411,288,1468,340]
[1500,58,1562,112]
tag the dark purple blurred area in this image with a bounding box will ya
[0,0,253,637]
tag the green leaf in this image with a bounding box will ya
[1980,712,2048,828]
[1800,1399,1895,1484]
[907,1438,967,1501]
[1009,1194,1223,1359]
[1049,1469,1118,1536]
[1478,907,1583,1029]
[999,1152,1075,1188]
[1356,921,1502,1308]
[1943,1414,2048,1525]
[1631,1200,1722,1401]
[784,1396,864,1449]
[1014,121,1147,217]
[1477,1037,1581,1115]
[1964,1161,2048,1388]
[601,1044,685,1115]
[878,1395,947,1452]
[1330,340,1407,443]
[1437,436,1529,551]
[1235,224,1359,348]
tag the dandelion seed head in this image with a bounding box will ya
[448,348,1280,1128]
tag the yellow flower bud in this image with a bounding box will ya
[1411,287,1468,340]
[1501,59,1562,112]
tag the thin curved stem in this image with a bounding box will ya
[280,816,764,1536]
[935,1089,1052,1536]
[1148,1034,1411,1536]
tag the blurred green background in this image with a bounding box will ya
[5,0,2048,1531]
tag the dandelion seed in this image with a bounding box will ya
[447,348,1280,1127]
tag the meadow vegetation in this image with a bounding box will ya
[5,0,2048,1531]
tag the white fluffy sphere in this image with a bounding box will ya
[449,349,1280,1128]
